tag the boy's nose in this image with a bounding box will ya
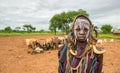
[79,30,85,35]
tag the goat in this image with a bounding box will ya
[25,39,44,54]
[42,38,54,50]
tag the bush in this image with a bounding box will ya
[101,24,112,34]
[4,26,12,33]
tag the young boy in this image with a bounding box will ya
[58,15,105,73]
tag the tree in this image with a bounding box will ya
[101,24,112,33]
[49,9,89,34]
[58,12,70,34]
[15,27,21,32]
[23,24,36,32]
[30,26,36,32]
[49,14,60,35]
[23,24,30,32]
[4,26,12,32]
[39,29,45,32]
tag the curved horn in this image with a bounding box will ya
[93,45,106,54]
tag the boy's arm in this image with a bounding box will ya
[97,54,103,73]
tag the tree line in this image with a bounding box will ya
[49,9,89,34]
[0,9,113,34]
[0,24,38,33]
[49,9,113,34]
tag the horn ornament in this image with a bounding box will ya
[92,45,106,54]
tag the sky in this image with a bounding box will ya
[0,0,120,31]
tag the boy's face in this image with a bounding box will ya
[74,17,90,42]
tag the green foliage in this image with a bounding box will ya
[39,29,45,33]
[49,9,89,34]
[101,24,112,34]
[4,26,12,32]
[23,24,36,32]
[49,14,61,35]
[14,27,21,32]
[94,26,99,29]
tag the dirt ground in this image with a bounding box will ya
[0,36,120,73]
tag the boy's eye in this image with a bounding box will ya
[75,28,80,31]
[84,28,88,31]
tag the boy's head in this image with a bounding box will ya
[71,15,93,42]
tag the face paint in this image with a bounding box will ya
[74,17,90,41]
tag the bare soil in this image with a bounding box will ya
[0,36,120,73]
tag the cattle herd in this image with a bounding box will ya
[26,36,67,54]
[25,35,114,55]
